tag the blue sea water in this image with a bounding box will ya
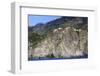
[28,54,88,61]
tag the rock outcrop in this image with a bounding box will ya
[28,27,88,59]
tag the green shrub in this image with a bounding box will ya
[28,32,47,49]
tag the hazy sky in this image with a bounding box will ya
[28,15,61,26]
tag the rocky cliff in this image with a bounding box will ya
[28,17,88,60]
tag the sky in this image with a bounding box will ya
[28,15,61,26]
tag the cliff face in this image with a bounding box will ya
[28,17,88,60]
[28,27,88,59]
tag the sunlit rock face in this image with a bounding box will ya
[28,26,88,58]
